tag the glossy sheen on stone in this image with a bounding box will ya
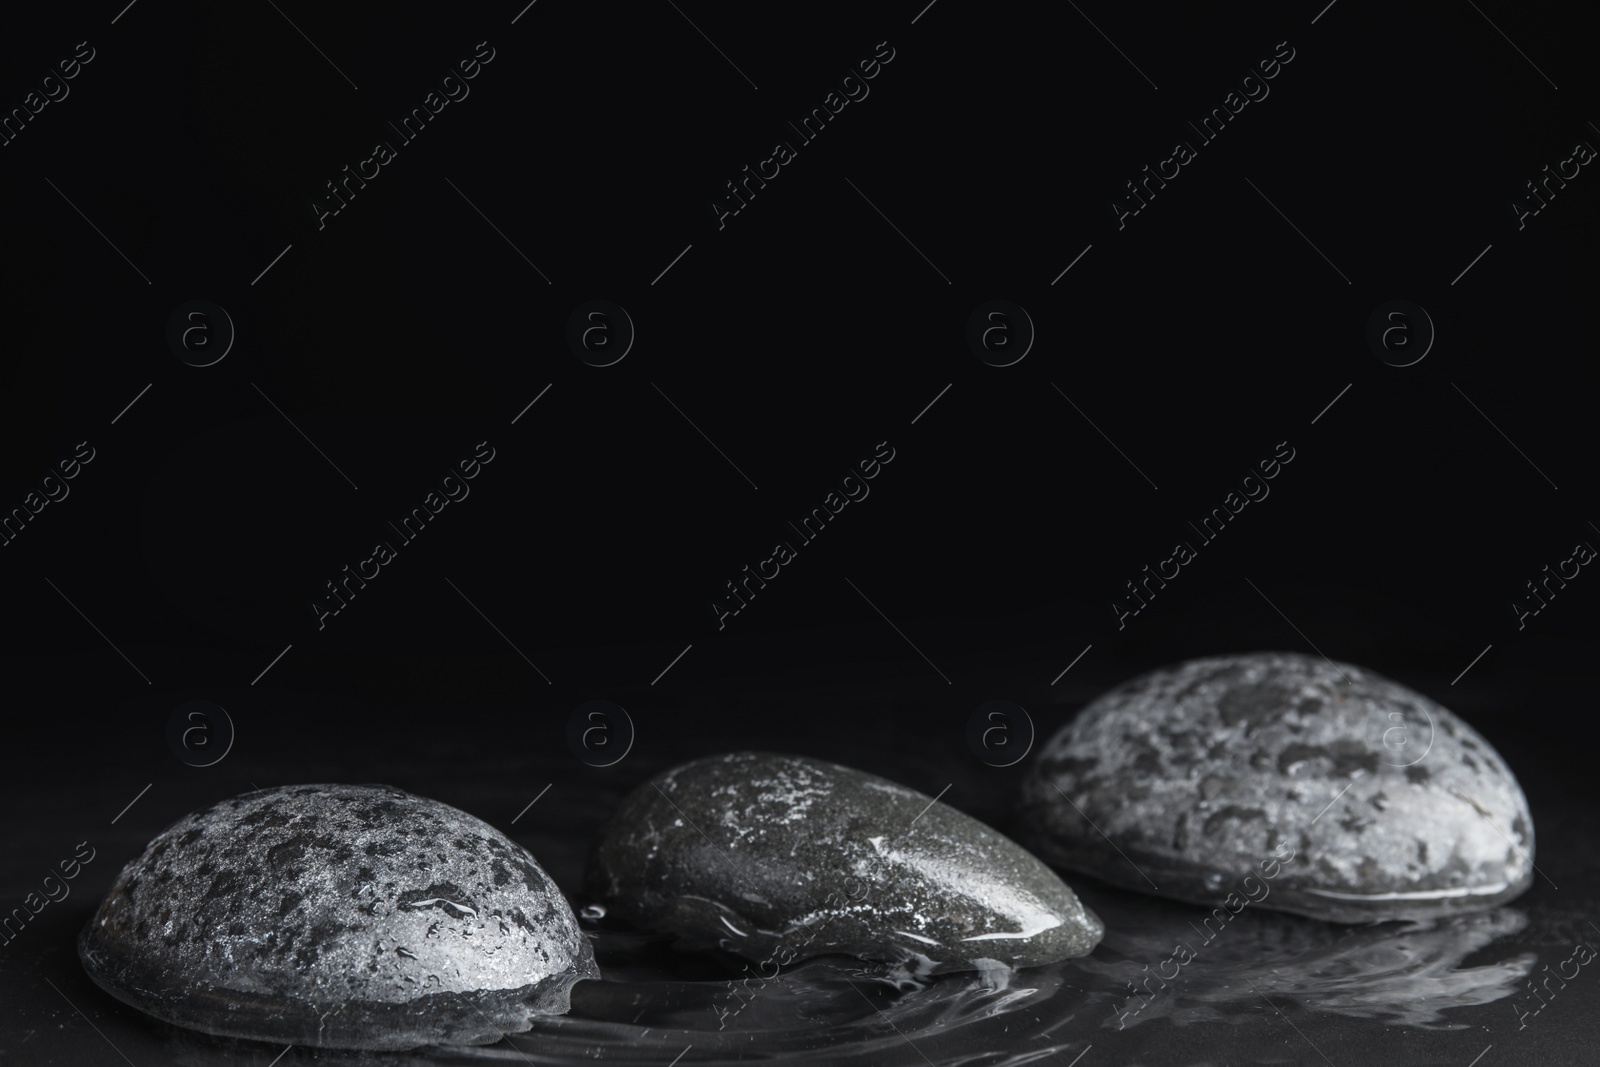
[586,752,1103,973]
[79,784,597,1050]
[1019,653,1535,922]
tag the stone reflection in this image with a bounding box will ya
[1075,890,1534,1029]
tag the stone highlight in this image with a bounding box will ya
[1020,653,1535,922]
[587,752,1103,973]
[79,784,596,1050]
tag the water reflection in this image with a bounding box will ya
[1073,885,1534,1030]
[152,888,1533,1066]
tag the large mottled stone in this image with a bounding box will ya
[79,784,597,1050]
[586,752,1103,973]
[1019,653,1535,922]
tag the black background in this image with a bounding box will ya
[1,0,1597,1064]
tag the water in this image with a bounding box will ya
[143,882,1533,1066]
[39,692,1563,1066]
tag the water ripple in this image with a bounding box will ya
[161,892,1534,1067]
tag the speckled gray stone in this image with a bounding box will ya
[1019,653,1535,922]
[586,752,1103,973]
[79,784,597,1050]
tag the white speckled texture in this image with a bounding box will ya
[1019,653,1535,922]
[586,752,1103,973]
[79,784,597,1050]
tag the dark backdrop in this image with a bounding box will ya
[1,1,1597,1064]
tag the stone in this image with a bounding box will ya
[79,784,597,1050]
[585,752,1103,974]
[1019,652,1535,922]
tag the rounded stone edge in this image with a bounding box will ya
[1017,654,1538,924]
[585,751,1107,970]
[81,919,595,1049]
[76,784,602,1050]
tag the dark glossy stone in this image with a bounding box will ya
[79,784,597,1050]
[1019,653,1535,922]
[586,752,1103,974]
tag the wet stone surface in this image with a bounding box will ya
[585,751,1104,974]
[1019,652,1536,922]
[79,784,597,1050]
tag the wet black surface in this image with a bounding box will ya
[3,644,1598,1066]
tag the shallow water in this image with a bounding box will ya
[137,884,1536,1067]
[15,676,1583,1067]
